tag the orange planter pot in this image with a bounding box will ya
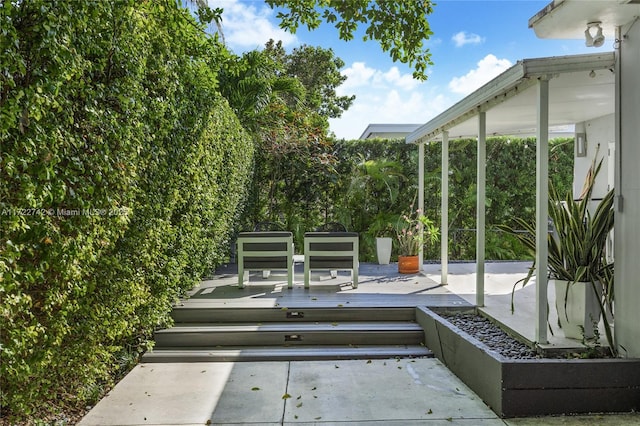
[398,255,419,274]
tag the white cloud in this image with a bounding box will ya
[330,62,449,139]
[339,62,420,92]
[339,62,377,90]
[427,37,443,47]
[448,54,512,95]
[380,67,420,91]
[452,31,484,47]
[212,0,297,50]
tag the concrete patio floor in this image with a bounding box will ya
[80,262,639,425]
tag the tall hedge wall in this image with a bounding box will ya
[0,0,253,420]
[245,136,573,261]
[334,137,573,261]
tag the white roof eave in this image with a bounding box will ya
[406,52,616,144]
[529,0,640,39]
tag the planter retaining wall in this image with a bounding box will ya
[416,306,640,417]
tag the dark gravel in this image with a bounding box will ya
[439,312,542,359]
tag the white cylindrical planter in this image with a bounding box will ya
[376,237,392,265]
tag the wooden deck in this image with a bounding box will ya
[147,261,598,362]
[181,262,472,310]
[147,262,559,363]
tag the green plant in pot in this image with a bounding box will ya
[499,157,615,354]
[395,206,439,273]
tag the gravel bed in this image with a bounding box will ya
[439,312,542,359]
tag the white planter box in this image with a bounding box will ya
[376,237,392,265]
[553,279,602,340]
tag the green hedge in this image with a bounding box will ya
[245,137,573,261]
[0,0,252,420]
[336,137,573,261]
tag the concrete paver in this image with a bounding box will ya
[79,362,288,426]
[283,358,501,424]
[209,362,289,424]
[78,363,218,425]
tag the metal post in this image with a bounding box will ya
[418,141,425,270]
[441,131,449,284]
[536,78,550,344]
[477,112,486,307]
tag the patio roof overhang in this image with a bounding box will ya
[408,51,616,345]
[406,52,615,144]
[359,123,422,140]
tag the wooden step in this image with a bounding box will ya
[142,344,432,363]
[171,307,416,323]
[153,322,424,347]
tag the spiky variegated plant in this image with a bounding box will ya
[498,157,615,355]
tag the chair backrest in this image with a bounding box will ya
[253,221,285,231]
[237,231,293,269]
[304,232,358,269]
[314,222,347,232]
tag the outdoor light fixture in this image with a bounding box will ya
[576,133,587,157]
[585,22,605,47]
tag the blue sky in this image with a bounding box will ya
[206,0,612,139]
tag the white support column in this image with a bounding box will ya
[476,112,486,307]
[536,78,550,344]
[441,131,449,284]
[418,141,425,270]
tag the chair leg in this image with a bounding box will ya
[352,262,358,289]
[238,264,245,288]
[304,264,310,289]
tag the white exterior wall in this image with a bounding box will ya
[616,21,640,357]
[574,115,615,265]
[573,115,614,199]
